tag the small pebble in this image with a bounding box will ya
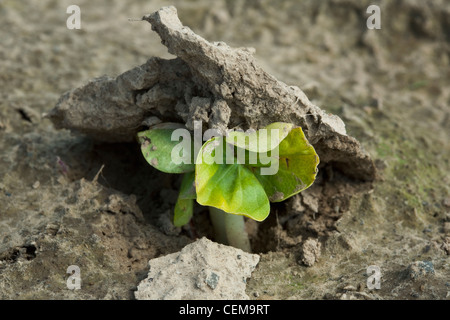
[443,197,450,208]
[408,261,435,280]
[32,181,40,189]
[343,285,357,291]
[444,222,450,233]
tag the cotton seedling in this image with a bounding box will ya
[137,122,319,252]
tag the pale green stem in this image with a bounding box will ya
[209,206,251,252]
[209,206,227,245]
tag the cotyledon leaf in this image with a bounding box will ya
[253,127,319,202]
[226,122,294,153]
[173,172,197,227]
[178,171,196,200]
[195,138,270,222]
[137,124,195,174]
[174,198,194,227]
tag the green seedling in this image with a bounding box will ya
[137,122,319,252]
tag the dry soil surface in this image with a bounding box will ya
[0,0,449,299]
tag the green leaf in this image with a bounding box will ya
[195,138,270,222]
[253,127,319,202]
[174,198,194,227]
[173,173,196,227]
[137,125,195,174]
[178,171,196,200]
[226,122,294,153]
[233,145,276,168]
[148,122,186,130]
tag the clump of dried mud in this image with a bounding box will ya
[0,0,449,300]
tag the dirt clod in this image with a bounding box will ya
[48,6,375,182]
[135,237,259,300]
[299,238,321,267]
[408,261,435,281]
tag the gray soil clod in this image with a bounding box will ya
[300,238,321,267]
[135,237,260,300]
[47,6,375,182]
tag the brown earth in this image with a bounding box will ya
[0,0,449,299]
